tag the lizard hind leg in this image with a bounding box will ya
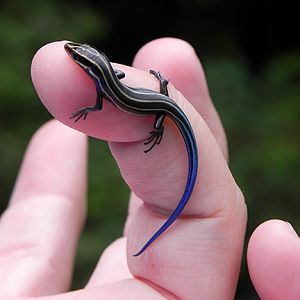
[144,113,165,153]
[144,126,164,153]
[143,70,170,153]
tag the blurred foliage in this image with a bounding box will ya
[206,52,300,297]
[0,0,299,298]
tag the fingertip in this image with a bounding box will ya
[31,41,95,124]
[31,41,155,141]
[33,118,86,141]
[133,37,198,68]
[248,219,299,256]
[133,38,207,96]
[31,41,67,95]
[248,219,300,299]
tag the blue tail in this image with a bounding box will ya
[133,119,198,256]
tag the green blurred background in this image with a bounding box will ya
[0,0,299,298]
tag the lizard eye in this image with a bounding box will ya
[70,51,80,61]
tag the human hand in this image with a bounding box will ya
[1,38,247,299]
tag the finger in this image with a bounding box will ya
[7,280,171,300]
[31,41,162,143]
[125,37,228,235]
[247,220,300,299]
[110,42,243,299]
[133,37,228,159]
[0,120,87,297]
[116,96,246,299]
[109,82,245,298]
[86,238,132,287]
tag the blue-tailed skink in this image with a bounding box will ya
[64,42,198,256]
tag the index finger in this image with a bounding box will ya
[31,41,164,143]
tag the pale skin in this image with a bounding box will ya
[0,38,299,299]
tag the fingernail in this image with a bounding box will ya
[285,221,299,237]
